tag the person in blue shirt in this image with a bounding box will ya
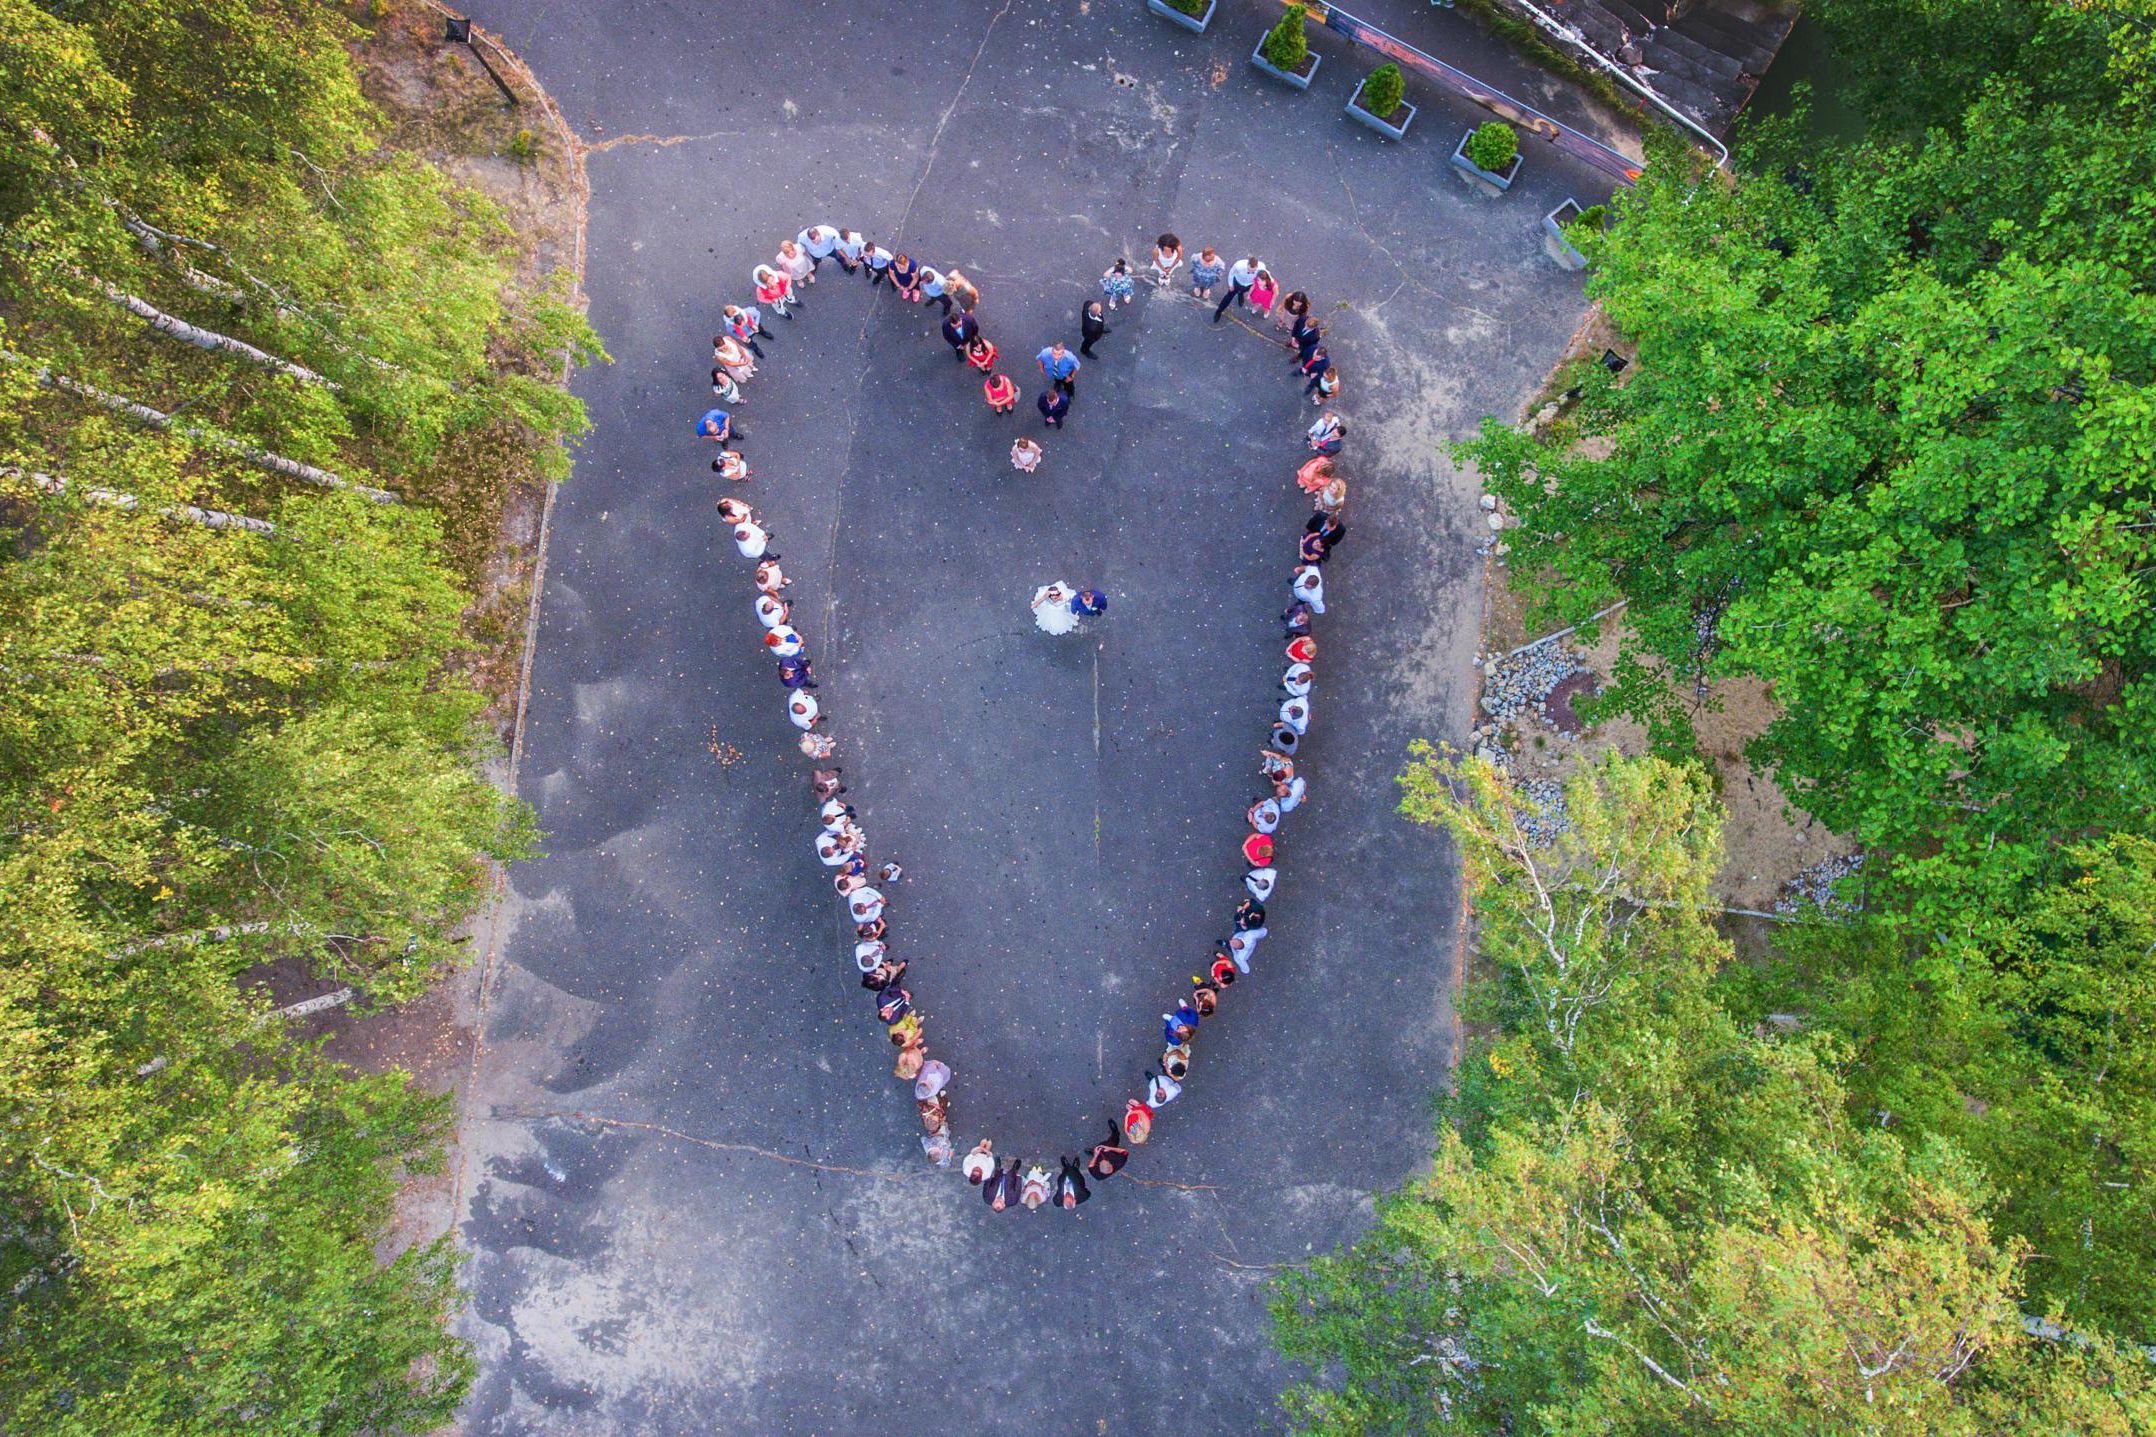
[695,408,744,444]
[1036,341,1080,394]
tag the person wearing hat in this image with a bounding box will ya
[1087,1125,1130,1180]
[764,625,804,658]
[1122,1099,1154,1146]
[756,592,791,630]
[1055,1156,1092,1208]
[1246,866,1277,902]
[1248,798,1282,835]
[1242,831,1275,867]
[788,693,822,731]
[963,1140,997,1185]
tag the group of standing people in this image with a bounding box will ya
[694,221,1352,1212]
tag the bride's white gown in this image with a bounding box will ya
[1030,582,1078,635]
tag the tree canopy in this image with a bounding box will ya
[0,1,597,1427]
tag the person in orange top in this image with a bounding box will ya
[966,334,999,373]
[1242,831,1275,867]
[983,372,1019,414]
[1297,454,1336,495]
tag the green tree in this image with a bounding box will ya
[0,0,596,1424]
[1274,754,2156,1433]
[1460,88,2156,920]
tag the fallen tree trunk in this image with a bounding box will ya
[3,464,277,534]
[2,351,398,504]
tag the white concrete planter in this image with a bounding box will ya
[1452,131,1524,191]
[1250,42,1321,90]
[1544,199,1588,268]
[1147,0,1216,34]
[1346,95,1416,140]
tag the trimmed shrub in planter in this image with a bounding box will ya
[1346,64,1416,140]
[1452,121,1524,190]
[1251,5,1321,89]
[1147,0,1215,34]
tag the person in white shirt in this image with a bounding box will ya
[1150,232,1183,287]
[755,558,788,595]
[755,593,790,630]
[1246,866,1277,902]
[820,798,855,830]
[1228,925,1267,972]
[847,886,885,924]
[1281,661,1313,697]
[733,521,772,560]
[817,829,858,866]
[832,229,866,272]
[854,939,888,973]
[917,264,951,314]
[862,241,893,287]
[962,1139,996,1185]
[788,692,821,730]
[1279,696,1310,735]
[1277,773,1308,813]
[1292,564,1325,613]
[1215,255,1263,322]
[764,625,803,658]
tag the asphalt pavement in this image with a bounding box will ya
[454,2,1606,1430]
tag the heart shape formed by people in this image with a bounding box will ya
[697,228,1349,1213]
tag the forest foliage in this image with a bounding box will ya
[0,1,598,1430]
[1275,1,2156,1430]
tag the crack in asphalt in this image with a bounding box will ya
[496,1106,929,1182]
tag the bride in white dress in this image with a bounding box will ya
[1030,581,1079,636]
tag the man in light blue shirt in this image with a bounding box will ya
[1036,342,1080,394]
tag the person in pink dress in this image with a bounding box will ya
[1248,267,1280,320]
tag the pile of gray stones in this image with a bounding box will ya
[1777,852,1866,916]
[1465,638,1587,848]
